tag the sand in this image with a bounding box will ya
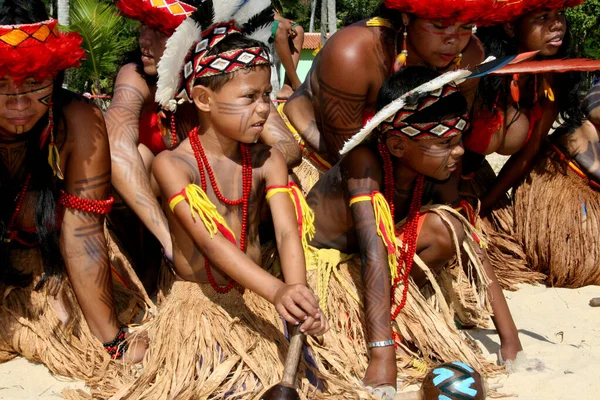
[1,283,598,399]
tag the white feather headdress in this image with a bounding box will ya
[156,0,275,110]
[339,69,472,155]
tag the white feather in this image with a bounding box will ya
[156,18,202,107]
[247,24,272,45]
[339,69,472,155]
[213,0,243,23]
[233,0,271,24]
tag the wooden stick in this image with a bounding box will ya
[281,326,305,387]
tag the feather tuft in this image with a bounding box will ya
[156,18,202,108]
[339,69,472,155]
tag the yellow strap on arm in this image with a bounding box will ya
[265,186,291,201]
[169,184,235,240]
[349,191,399,283]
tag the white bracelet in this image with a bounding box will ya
[368,340,395,349]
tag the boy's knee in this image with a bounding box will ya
[424,213,465,261]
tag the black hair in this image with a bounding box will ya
[376,66,468,125]
[193,33,272,92]
[372,3,405,31]
[0,0,67,287]
[475,15,584,128]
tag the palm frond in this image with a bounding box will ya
[68,0,135,92]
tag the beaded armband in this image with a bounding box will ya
[168,184,236,244]
[349,191,400,283]
[265,182,315,253]
[58,190,114,214]
[103,327,128,360]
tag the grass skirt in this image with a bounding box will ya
[511,146,600,287]
[291,149,330,196]
[459,160,545,290]
[0,237,151,388]
[284,206,503,392]
[101,264,353,399]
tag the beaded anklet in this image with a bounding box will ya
[103,327,129,360]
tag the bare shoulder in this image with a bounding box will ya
[318,21,381,71]
[251,143,282,169]
[154,143,195,183]
[462,35,485,68]
[342,145,383,182]
[62,93,106,143]
[112,63,152,103]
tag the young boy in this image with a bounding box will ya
[118,11,330,399]
[305,67,523,397]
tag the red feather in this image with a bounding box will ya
[492,58,600,75]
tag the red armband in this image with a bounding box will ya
[58,190,114,214]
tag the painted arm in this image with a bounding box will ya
[153,152,321,332]
[480,98,559,215]
[105,65,171,254]
[259,102,302,167]
[59,100,119,344]
[264,148,306,285]
[342,148,395,382]
[284,81,327,154]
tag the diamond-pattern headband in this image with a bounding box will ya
[380,84,470,140]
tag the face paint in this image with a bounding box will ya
[0,77,54,137]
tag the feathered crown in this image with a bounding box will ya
[116,0,197,36]
[156,0,274,111]
[482,0,585,25]
[384,0,502,26]
[340,69,472,155]
[0,19,85,85]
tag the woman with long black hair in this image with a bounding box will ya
[0,0,145,379]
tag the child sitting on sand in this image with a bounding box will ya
[115,3,331,398]
[305,67,524,398]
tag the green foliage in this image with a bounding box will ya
[566,0,600,59]
[337,0,380,26]
[66,0,137,94]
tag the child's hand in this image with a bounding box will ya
[299,313,329,336]
[273,283,322,327]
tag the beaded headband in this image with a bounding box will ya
[156,0,275,111]
[116,0,197,36]
[0,19,85,85]
[177,22,270,103]
[380,84,470,140]
[340,69,472,155]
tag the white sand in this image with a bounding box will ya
[1,284,598,399]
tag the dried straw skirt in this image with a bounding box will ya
[511,146,600,287]
[0,237,151,387]
[102,263,353,400]
[459,160,545,290]
[280,206,503,391]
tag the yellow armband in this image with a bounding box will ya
[349,191,400,282]
[266,182,315,253]
[168,184,236,244]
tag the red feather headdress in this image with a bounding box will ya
[384,0,504,25]
[482,0,585,26]
[116,0,197,36]
[0,19,85,85]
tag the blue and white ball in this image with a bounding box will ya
[421,362,485,400]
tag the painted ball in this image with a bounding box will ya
[421,362,486,400]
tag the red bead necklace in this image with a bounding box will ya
[170,114,178,148]
[378,142,424,320]
[3,174,31,244]
[188,127,252,293]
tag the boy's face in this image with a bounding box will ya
[392,134,464,181]
[206,67,272,144]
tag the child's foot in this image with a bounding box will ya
[362,384,396,400]
[499,341,523,362]
[276,84,295,100]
